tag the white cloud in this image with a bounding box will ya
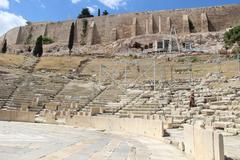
[0,0,9,9]
[87,5,98,14]
[15,0,20,3]
[71,0,81,4]
[98,0,127,9]
[0,11,27,36]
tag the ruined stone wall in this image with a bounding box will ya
[1,4,240,46]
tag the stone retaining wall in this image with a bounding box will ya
[66,115,164,139]
[0,110,35,122]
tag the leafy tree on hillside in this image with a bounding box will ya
[1,39,7,53]
[33,35,43,57]
[68,22,75,55]
[224,25,240,49]
[77,8,94,19]
[102,10,109,16]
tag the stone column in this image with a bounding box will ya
[201,13,209,32]
[132,17,137,37]
[182,15,190,33]
[158,16,162,33]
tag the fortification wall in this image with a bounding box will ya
[16,25,32,44]
[1,4,240,46]
[82,4,240,44]
[45,20,73,43]
[31,23,47,42]
[5,27,20,45]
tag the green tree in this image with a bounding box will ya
[98,9,101,16]
[33,35,43,57]
[1,39,7,53]
[102,10,109,16]
[77,8,94,19]
[68,22,75,55]
[224,25,240,49]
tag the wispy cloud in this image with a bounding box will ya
[98,0,127,9]
[0,0,9,9]
[71,0,81,4]
[87,5,98,14]
[0,11,27,36]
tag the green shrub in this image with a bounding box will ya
[224,26,240,49]
[42,36,54,44]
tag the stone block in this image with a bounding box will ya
[213,122,234,129]
[213,132,224,160]
[184,124,194,156]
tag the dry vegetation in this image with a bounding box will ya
[35,56,84,73]
[0,54,25,68]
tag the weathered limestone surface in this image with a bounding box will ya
[184,124,225,160]
[0,110,35,122]
[132,17,137,37]
[67,116,164,139]
[201,13,209,32]
[182,15,190,33]
[5,27,20,45]
[2,4,240,46]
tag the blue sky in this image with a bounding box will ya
[0,0,240,36]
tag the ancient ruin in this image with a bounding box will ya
[0,3,240,160]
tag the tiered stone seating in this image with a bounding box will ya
[84,85,125,114]
[119,91,163,118]
[0,73,23,108]
[4,75,68,112]
[51,80,104,112]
